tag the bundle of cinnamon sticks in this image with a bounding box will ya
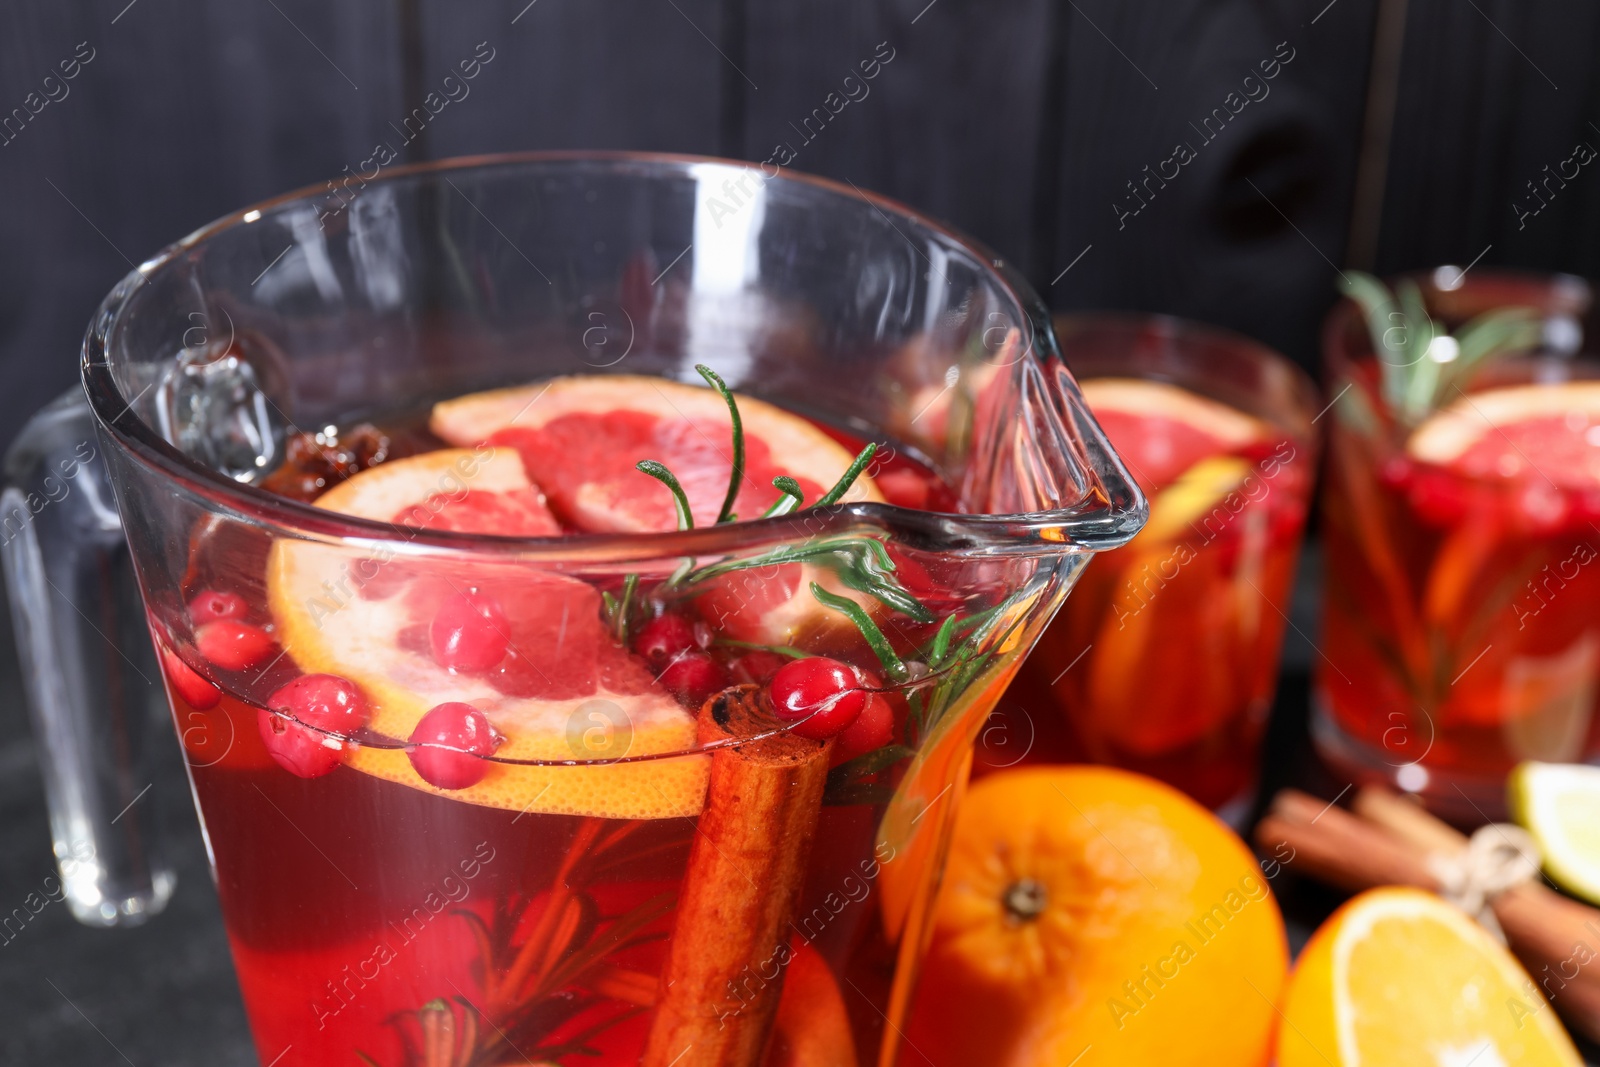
[1256,785,1600,1043]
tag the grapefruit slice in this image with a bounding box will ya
[1408,381,1600,487]
[431,375,891,646]
[267,447,708,819]
[1278,887,1580,1067]
[429,375,883,531]
[1080,378,1267,493]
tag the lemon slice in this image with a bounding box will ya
[267,447,708,820]
[1510,761,1600,905]
[1140,454,1254,541]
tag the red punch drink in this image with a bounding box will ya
[1315,270,1600,818]
[55,157,1143,1067]
[1014,317,1316,813]
[155,371,1077,1066]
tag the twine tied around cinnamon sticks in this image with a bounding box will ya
[1428,823,1542,943]
[1256,784,1600,1044]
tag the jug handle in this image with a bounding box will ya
[1,387,175,927]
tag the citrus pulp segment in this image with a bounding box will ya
[1510,761,1600,906]
[1081,377,1267,492]
[428,374,883,531]
[430,375,894,647]
[1278,887,1580,1067]
[267,447,707,819]
[1407,381,1600,487]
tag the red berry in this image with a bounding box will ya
[769,657,867,740]
[195,619,276,672]
[188,589,248,624]
[258,674,368,779]
[730,650,789,686]
[408,702,500,789]
[429,592,510,672]
[831,692,895,767]
[658,651,729,708]
[160,645,220,710]
[633,613,702,663]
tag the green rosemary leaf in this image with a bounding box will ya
[695,364,745,524]
[927,614,961,668]
[816,443,877,508]
[826,743,914,786]
[763,476,804,518]
[1340,271,1541,426]
[685,535,933,623]
[823,781,898,807]
[1397,280,1440,421]
[635,460,694,530]
[1449,307,1542,388]
[712,637,809,659]
[613,574,640,643]
[811,581,906,679]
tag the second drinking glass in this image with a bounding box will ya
[1015,314,1318,814]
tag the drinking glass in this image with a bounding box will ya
[1315,268,1599,821]
[1013,314,1317,815]
[3,154,1144,1066]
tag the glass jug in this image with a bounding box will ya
[3,154,1144,1067]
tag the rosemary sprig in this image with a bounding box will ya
[712,637,809,659]
[600,574,641,644]
[695,363,745,524]
[1338,270,1542,425]
[636,461,694,530]
[763,476,804,518]
[810,581,907,680]
[816,443,877,507]
[684,536,932,623]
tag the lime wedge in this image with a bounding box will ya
[1508,761,1600,905]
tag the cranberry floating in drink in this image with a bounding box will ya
[8,158,1144,1067]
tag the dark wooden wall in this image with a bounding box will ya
[1,0,1597,454]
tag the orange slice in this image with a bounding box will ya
[1408,381,1600,487]
[267,447,708,819]
[431,375,888,646]
[1279,887,1581,1067]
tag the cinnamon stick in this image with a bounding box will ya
[642,686,832,1067]
[1257,788,1435,892]
[1257,787,1600,1044]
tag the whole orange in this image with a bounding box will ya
[903,766,1287,1065]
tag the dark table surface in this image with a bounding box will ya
[0,548,1595,1065]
